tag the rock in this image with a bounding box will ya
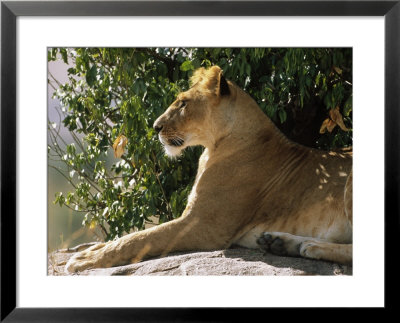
[48,244,352,276]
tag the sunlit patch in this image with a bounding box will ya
[319,163,330,177]
[338,171,348,177]
[325,194,334,203]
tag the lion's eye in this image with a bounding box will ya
[179,100,187,109]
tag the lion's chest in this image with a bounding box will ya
[184,151,210,210]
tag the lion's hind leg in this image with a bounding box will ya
[257,232,352,265]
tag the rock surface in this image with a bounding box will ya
[48,244,352,276]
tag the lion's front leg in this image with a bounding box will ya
[65,214,228,273]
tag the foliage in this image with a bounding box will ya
[48,47,352,240]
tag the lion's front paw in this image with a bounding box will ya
[257,232,304,257]
[65,242,111,273]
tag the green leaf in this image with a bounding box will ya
[54,192,65,207]
[278,109,287,124]
[180,60,195,72]
[86,64,97,87]
[60,48,68,64]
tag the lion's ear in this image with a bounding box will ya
[191,66,230,97]
[218,73,230,97]
[212,66,230,97]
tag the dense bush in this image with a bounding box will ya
[48,48,352,240]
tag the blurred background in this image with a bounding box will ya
[48,58,102,251]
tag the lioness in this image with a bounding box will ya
[65,66,352,273]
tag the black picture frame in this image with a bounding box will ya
[1,0,398,321]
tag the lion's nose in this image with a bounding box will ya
[153,121,163,133]
[154,125,163,133]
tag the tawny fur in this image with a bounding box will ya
[65,66,352,273]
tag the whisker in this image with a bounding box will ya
[170,137,184,147]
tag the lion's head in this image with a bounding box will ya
[153,66,232,157]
